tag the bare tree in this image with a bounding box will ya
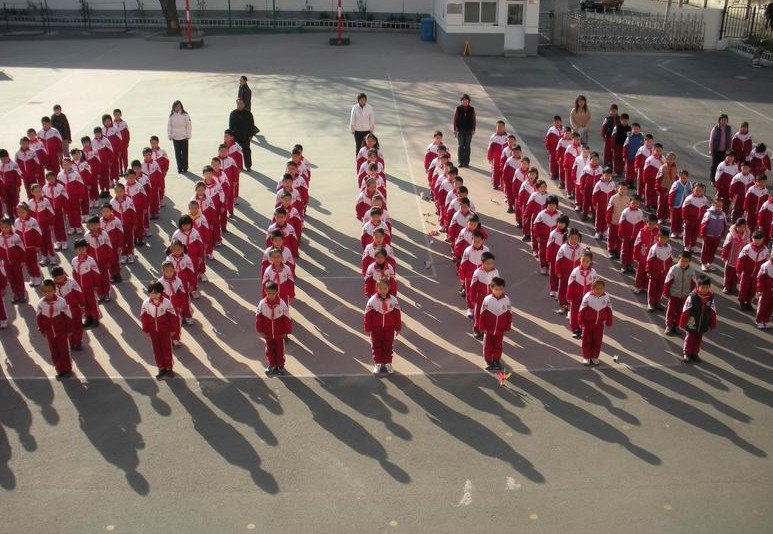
[159,0,180,34]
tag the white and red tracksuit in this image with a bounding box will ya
[42,182,67,248]
[261,263,295,304]
[737,243,769,306]
[634,226,659,292]
[73,158,93,215]
[55,276,85,347]
[544,125,562,180]
[167,252,197,293]
[261,245,295,278]
[579,163,603,217]
[731,131,752,165]
[255,296,292,368]
[480,293,513,363]
[487,132,509,189]
[562,142,582,193]
[555,137,572,188]
[36,295,72,373]
[265,221,298,259]
[58,168,86,230]
[152,146,170,200]
[606,193,629,254]
[681,194,710,250]
[0,260,7,323]
[0,159,22,218]
[579,292,613,360]
[524,192,547,249]
[748,150,771,177]
[84,229,113,298]
[110,197,136,257]
[0,231,25,299]
[100,214,123,276]
[744,185,767,232]
[81,147,101,203]
[13,215,42,281]
[27,197,55,259]
[758,198,773,245]
[125,180,147,241]
[642,153,664,209]
[514,172,532,228]
[453,226,488,265]
[634,144,652,197]
[364,293,402,365]
[158,274,191,338]
[618,207,644,267]
[532,208,560,269]
[663,264,696,328]
[720,225,750,293]
[15,147,43,195]
[72,254,100,320]
[37,127,63,174]
[470,266,500,332]
[193,193,219,250]
[172,228,206,280]
[104,125,122,183]
[361,220,391,249]
[140,295,179,370]
[556,244,584,308]
[699,206,727,266]
[546,228,566,295]
[142,159,164,218]
[459,244,489,308]
[714,161,739,214]
[592,178,616,234]
[756,260,773,325]
[567,266,598,332]
[501,156,521,210]
[364,260,397,297]
[113,118,130,173]
[189,213,212,261]
[572,154,590,201]
[729,171,755,222]
[655,161,677,221]
[361,242,395,276]
[91,135,114,193]
[646,243,673,307]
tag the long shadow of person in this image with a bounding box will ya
[283,377,411,484]
[0,367,38,490]
[166,379,279,493]
[61,377,150,495]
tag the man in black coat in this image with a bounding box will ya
[51,104,72,160]
[228,98,256,170]
[238,76,252,111]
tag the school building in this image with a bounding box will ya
[432,0,541,56]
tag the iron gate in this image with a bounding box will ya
[721,5,771,39]
[538,10,554,46]
[561,10,704,52]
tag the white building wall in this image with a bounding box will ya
[44,0,434,12]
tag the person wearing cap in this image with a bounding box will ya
[453,94,476,168]
[349,93,375,155]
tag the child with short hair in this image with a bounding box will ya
[91,126,114,195]
[110,183,136,264]
[71,238,100,327]
[101,114,122,185]
[262,248,295,304]
[361,208,390,249]
[618,195,645,273]
[681,183,710,253]
[0,149,23,218]
[634,134,655,197]
[524,180,548,246]
[470,252,500,339]
[13,202,43,287]
[141,147,163,219]
[714,152,738,214]
[699,197,727,272]
[51,266,85,350]
[567,248,598,338]
[0,217,26,303]
[459,231,488,313]
[748,143,771,177]
[546,215,570,299]
[361,228,395,276]
[256,281,293,375]
[187,201,212,262]
[16,136,42,197]
[27,185,56,265]
[159,261,193,335]
[622,122,644,186]
[532,194,560,274]
[113,109,130,175]
[737,230,769,310]
[758,190,773,245]
[663,250,697,335]
[140,281,179,379]
[646,228,673,312]
[667,170,692,239]
[544,115,563,181]
[487,120,509,190]
[36,278,73,379]
[591,167,616,240]
[555,228,582,314]
[720,218,750,294]
[38,117,63,174]
[579,279,613,366]
[193,176,220,249]
[744,174,768,232]
[561,132,582,192]
[479,276,513,371]
[99,203,123,283]
[655,152,677,222]
[364,248,397,297]
[601,104,620,167]
[756,251,773,329]
[364,278,402,375]
[731,121,752,164]
[578,152,602,219]
[172,214,207,285]
[555,127,573,189]
[166,239,198,299]
[424,130,444,171]
[679,275,717,364]
[266,208,299,258]
[633,214,660,294]
[729,161,755,222]
[611,113,631,176]
[84,215,113,301]
[605,181,629,260]
[123,169,147,246]
[642,143,664,211]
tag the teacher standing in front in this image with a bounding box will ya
[349,93,375,155]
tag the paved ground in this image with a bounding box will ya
[0,33,771,532]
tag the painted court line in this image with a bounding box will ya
[658,60,773,123]
[570,63,669,132]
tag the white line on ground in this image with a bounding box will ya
[506,477,520,491]
[456,480,473,506]
[386,74,438,278]
[570,64,669,132]
[692,140,712,159]
[658,60,773,123]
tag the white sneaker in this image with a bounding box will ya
[466,308,473,318]
[199,274,208,283]
[539,267,548,275]
[214,242,222,247]
[574,206,581,212]
[39,257,48,266]
[145,230,152,237]
[119,255,127,264]
[691,246,701,253]
[670,233,678,239]
[372,364,381,375]
[184,317,194,325]
[0,320,7,329]
[594,232,602,240]
[700,264,709,272]
[549,290,557,298]
[172,340,181,348]
[54,243,61,251]
[385,363,394,374]
[707,264,716,272]
[60,242,68,250]
[127,255,136,264]
[206,253,214,260]
[756,323,766,329]
[74,227,83,235]
[592,358,600,365]
[67,228,75,235]
[582,358,591,366]
[235,198,240,205]
[191,290,200,299]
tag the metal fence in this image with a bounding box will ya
[538,10,554,46]
[720,5,771,40]
[560,10,704,52]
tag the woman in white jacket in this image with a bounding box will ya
[167,100,192,173]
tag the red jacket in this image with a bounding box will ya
[479,294,512,335]
[255,297,292,338]
[364,293,401,332]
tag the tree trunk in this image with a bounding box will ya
[159,0,180,35]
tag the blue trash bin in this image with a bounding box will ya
[420,17,436,42]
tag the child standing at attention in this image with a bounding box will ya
[578,279,613,366]
[479,276,513,372]
[256,281,292,375]
[679,275,717,364]
[364,278,402,376]
[140,281,179,380]
[36,279,73,379]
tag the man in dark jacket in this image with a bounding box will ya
[51,104,72,161]
[709,113,731,180]
[229,98,256,170]
[453,94,476,168]
[238,76,252,111]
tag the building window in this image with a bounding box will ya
[463,1,497,24]
[447,2,463,14]
[507,3,524,24]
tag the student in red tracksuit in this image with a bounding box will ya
[578,153,602,220]
[611,114,631,176]
[524,180,548,246]
[513,159,533,228]
[634,134,654,197]
[758,191,773,246]
[172,215,207,284]
[667,170,692,239]
[69,148,92,218]
[744,174,768,232]
[27,184,56,266]
[256,281,293,376]
[729,161,755,223]
[141,281,180,380]
[554,228,582,314]
[579,279,613,366]
[364,249,397,297]
[633,214,660,294]
[102,115,122,185]
[731,121,752,164]
[479,276,513,371]
[41,173,67,251]
[361,228,395,277]
[645,229,673,312]
[361,209,390,249]
[748,143,771,177]
[262,232,296,278]
[14,203,43,287]
[618,195,645,273]
[459,232,488,314]
[159,261,193,338]
[737,231,769,310]
[364,278,402,375]
[266,208,299,259]
[203,166,228,235]
[546,215,569,300]
[606,182,629,260]
[80,137,101,207]
[713,152,738,215]
[0,259,7,328]
[424,130,444,171]
[166,240,198,299]
[470,253,500,339]
[123,170,147,246]
[544,115,563,181]
[452,214,488,265]
[36,279,73,379]
[532,195,560,274]
[567,249,598,338]
[681,183,710,253]
[679,275,717,364]
[51,266,85,351]
[0,149,23,218]
[561,132,582,192]
[91,127,114,195]
[210,158,233,225]
[110,183,136,264]
[655,152,677,222]
[756,251,773,329]
[99,204,124,283]
[71,239,100,327]
[487,121,508,190]
[38,117,63,174]
[113,109,130,175]
[27,129,48,184]
[555,127,573,189]
[600,104,620,167]
[58,158,85,232]
[150,135,170,202]
[663,250,697,335]
[0,217,26,303]
[84,216,113,301]
[591,167,616,239]
[142,148,164,219]
[699,197,727,272]
[498,136,517,202]
[721,218,750,294]
[261,249,295,304]
[642,143,664,211]
[16,137,42,197]
[448,198,473,245]
[193,180,219,251]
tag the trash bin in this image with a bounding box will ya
[420,17,435,42]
